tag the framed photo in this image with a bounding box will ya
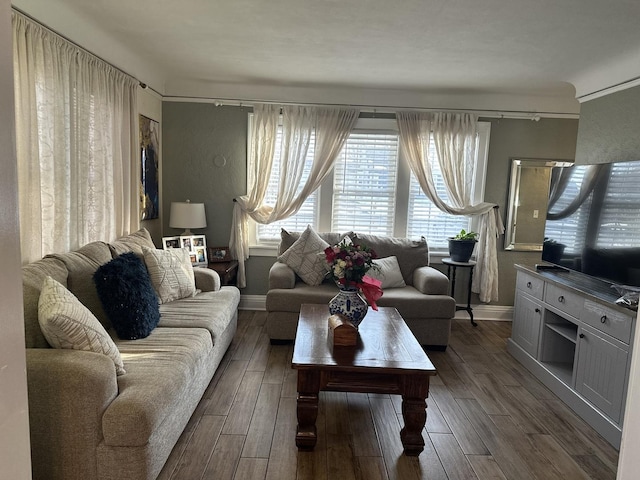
[162,236,181,249]
[208,246,231,263]
[163,235,208,266]
[194,246,207,265]
[192,235,206,248]
[181,237,192,250]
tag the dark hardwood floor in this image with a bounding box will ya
[157,311,618,480]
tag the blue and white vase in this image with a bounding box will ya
[328,285,368,328]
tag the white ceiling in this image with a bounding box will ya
[12,0,640,115]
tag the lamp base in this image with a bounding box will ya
[180,229,194,236]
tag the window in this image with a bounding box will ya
[249,116,489,252]
[332,131,398,235]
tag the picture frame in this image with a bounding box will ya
[208,246,231,263]
[162,235,208,266]
[162,236,181,249]
[140,115,159,220]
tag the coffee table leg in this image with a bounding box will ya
[400,375,429,455]
[296,370,320,450]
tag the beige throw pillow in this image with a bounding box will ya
[278,225,330,286]
[38,276,126,375]
[143,247,196,303]
[369,256,407,289]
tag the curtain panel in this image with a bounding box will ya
[396,111,504,302]
[13,12,138,263]
[230,104,359,287]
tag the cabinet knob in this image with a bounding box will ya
[558,295,565,303]
[527,281,532,288]
[579,333,585,339]
[535,308,541,313]
[600,315,607,324]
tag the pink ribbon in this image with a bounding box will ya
[358,275,383,310]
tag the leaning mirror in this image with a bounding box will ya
[504,159,573,251]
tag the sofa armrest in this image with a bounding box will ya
[26,348,118,480]
[269,261,296,289]
[194,267,221,292]
[413,266,450,295]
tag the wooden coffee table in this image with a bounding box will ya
[292,304,437,456]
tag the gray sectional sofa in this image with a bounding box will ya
[266,231,456,348]
[22,229,240,480]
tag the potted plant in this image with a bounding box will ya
[542,237,566,264]
[448,229,478,263]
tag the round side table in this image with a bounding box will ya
[442,257,477,327]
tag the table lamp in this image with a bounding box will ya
[169,200,207,235]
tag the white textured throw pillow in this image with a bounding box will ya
[143,247,196,303]
[38,276,126,375]
[278,225,330,286]
[369,256,407,289]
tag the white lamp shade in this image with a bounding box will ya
[169,201,207,234]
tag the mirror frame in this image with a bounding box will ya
[504,158,573,251]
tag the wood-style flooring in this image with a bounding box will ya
[158,311,618,480]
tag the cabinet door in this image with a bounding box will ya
[575,325,628,423]
[512,293,542,357]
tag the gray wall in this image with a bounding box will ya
[576,85,640,165]
[161,103,579,305]
[483,117,579,305]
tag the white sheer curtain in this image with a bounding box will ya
[397,111,504,302]
[230,104,359,287]
[13,12,138,263]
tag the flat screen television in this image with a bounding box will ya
[543,159,640,288]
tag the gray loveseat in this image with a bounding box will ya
[23,229,240,480]
[266,231,456,348]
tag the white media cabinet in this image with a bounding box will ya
[508,264,637,448]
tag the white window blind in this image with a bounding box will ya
[255,127,318,242]
[596,161,640,247]
[406,139,468,248]
[331,132,398,235]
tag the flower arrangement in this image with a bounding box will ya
[324,240,378,287]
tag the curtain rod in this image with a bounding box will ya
[162,95,579,120]
[11,7,159,96]
[12,7,578,120]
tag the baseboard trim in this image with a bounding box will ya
[240,295,514,322]
[239,295,266,311]
[454,304,513,322]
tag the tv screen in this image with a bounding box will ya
[543,159,640,287]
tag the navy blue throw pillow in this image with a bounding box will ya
[94,252,160,340]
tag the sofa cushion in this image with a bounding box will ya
[369,256,406,289]
[351,233,429,286]
[266,282,454,320]
[105,327,213,446]
[109,228,156,258]
[279,228,347,256]
[47,241,114,328]
[94,253,160,340]
[143,247,196,303]
[38,276,126,375]
[278,225,330,286]
[158,287,241,342]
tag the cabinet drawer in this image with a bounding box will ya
[582,300,633,344]
[516,272,544,300]
[545,284,583,318]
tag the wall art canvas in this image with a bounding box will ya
[140,115,159,220]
